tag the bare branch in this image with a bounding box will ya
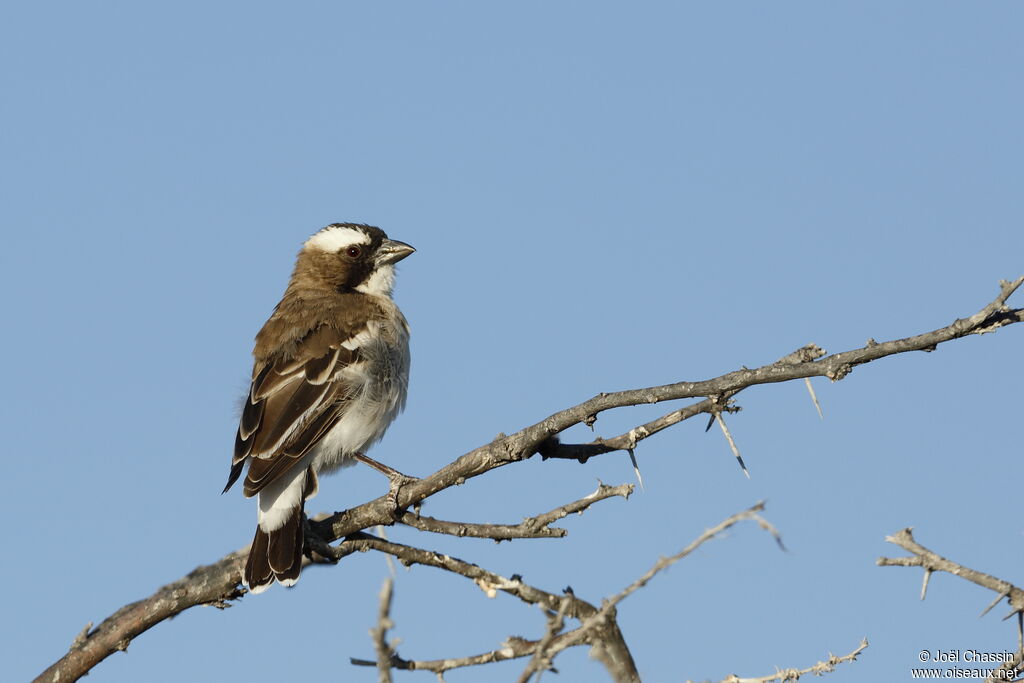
[542,502,784,663]
[371,578,396,683]
[688,638,869,683]
[878,528,1024,618]
[539,344,821,463]
[341,533,638,680]
[516,594,572,683]
[33,549,249,683]
[328,533,587,614]
[984,649,1024,683]
[532,278,1021,465]
[36,277,1023,683]
[878,528,1024,683]
[352,633,576,675]
[348,503,791,682]
[605,502,782,610]
[397,483,633,540]
[538,394,739,463]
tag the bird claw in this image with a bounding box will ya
[301,517,338,563]
[385,472,420,519]
[352,451,419,519]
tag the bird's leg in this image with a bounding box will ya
[352,452,419,517]
[302,514,342,564]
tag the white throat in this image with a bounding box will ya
[356,264,396,297]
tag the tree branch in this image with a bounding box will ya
[515,594,572,683]
[371,578,397,683]
[33,550,249,683]
[341,532,639,680]
[396,483,633,540]
[878,528,1024,683]
[541,502,783,664]
[321,276,1023,545]
[36,276,1023,683]
[687,638,869,683]
[350,502,782,682]
[878,528,1024,618]
[539,276,1023,463]
[352,633,577,677]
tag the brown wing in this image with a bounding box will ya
[224,325,361,496]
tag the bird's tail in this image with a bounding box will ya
[244,504,304,593]
[244,467,317,593]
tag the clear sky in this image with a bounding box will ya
[4,3,1023,682]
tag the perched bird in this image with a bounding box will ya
[224,223,414,593]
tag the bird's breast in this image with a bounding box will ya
[312,315,410,474]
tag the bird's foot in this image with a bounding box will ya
[302,516,337,564]
[352,452,420,519]
[384,472,419,520]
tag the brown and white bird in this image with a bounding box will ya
[224,223,414,593]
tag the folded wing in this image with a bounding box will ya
[224,325,361,496]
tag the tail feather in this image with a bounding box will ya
[245,526,275,594]
[245,505,304,593]
[244,466,317,593]
[268,504,304,582]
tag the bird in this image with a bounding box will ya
[224,223,414,593]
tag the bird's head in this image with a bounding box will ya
[296,223,415,296]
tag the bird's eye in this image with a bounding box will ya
[345,246,361,258]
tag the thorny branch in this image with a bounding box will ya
[396,483,633,541]
[515,593,572,683]
[687,638,869,683]
[370,578,397,683]
[538,503,782,664]
[339,531,638,679]
[352,633,579,679]
[878,528,1024,683]
[35,277,1024,683]
[539,277,1023,464]
[350,503,782,682]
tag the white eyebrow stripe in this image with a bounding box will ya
[305,226,371,252]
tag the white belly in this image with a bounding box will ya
[311,314,410,475]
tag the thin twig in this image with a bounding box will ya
[397,483,633,540]
[516,594,572,683]
[689,638,869,683]
[342,534,638,679]
[539,347,827,464]
[350,502,783,681]
[352,634,574,675]
[371,578,396,683]
[542,503,784,662]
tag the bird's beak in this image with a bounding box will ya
[377,239,416,265]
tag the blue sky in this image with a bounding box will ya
[4,3,1022,682]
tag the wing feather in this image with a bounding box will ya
[225,323,365,497]
[304,346,342,385]
[242,385,344,496]
[239,393,264,441]
[248,376,334,456]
